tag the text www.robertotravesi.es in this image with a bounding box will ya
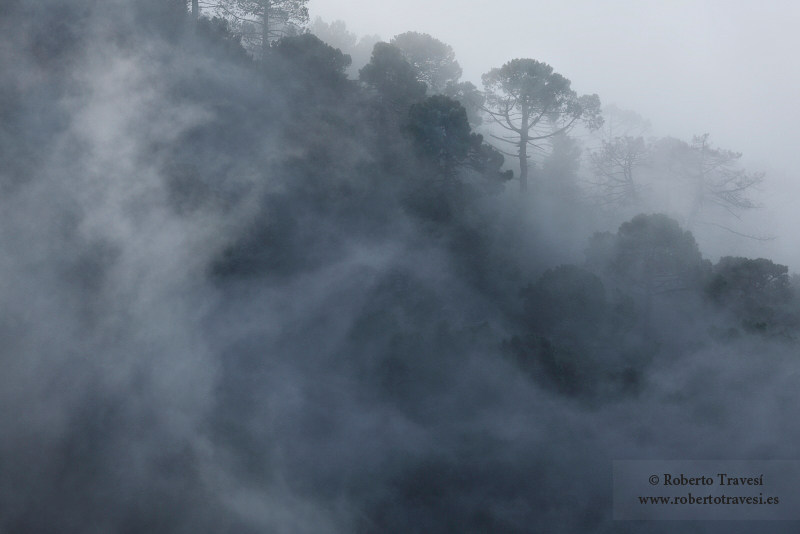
[614,464,798,520]
[638,473,779,506]
[638,494,779,505]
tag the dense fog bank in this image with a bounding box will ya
[1,2,799,533]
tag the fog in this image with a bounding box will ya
[310,0,800,165]
[2,1,800,533]
[309,0,800,268]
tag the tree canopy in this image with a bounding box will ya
[307,17,380,75]
[407,95,511,188]
[588,135,650,206]
[586,214,709,328]
[390,32,462,94]
[443,81,485,127]
[407,95,479,182]
[359,42,427,112]
[211,0,309,55]
[270,33,351,81]
[482,58,602,193]
[307,17,357,52]
[677,134,764,227]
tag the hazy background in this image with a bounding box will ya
[308,0,800,267]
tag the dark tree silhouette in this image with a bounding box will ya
[481,58,602,193]
[407,95,511,188]
[270,33,351,80]
[307,17,380,76]
[706,256,794,334]
[407,95,478,184]
[511,265,647,397]
[443,80,485,127]
[359,42,426,114]
[586,214,709,329]
[707,257,791,305]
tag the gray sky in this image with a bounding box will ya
[309,0,800,267]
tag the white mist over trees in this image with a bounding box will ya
[2,2,800,534]
[307,17,379,76]
[586,105,653,207]
[390,31,462,94]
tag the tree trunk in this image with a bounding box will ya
[626,165,638,202]
[262,0,270,55]
[518,139,528,194]
[192,0,198,19]
[518,106,530,194]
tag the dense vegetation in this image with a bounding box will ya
[1,1,799,533]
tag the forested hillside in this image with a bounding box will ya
[1,1,799,533]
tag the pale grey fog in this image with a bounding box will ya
[1,1,799,532]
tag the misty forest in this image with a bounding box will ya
[3,1,800,533]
